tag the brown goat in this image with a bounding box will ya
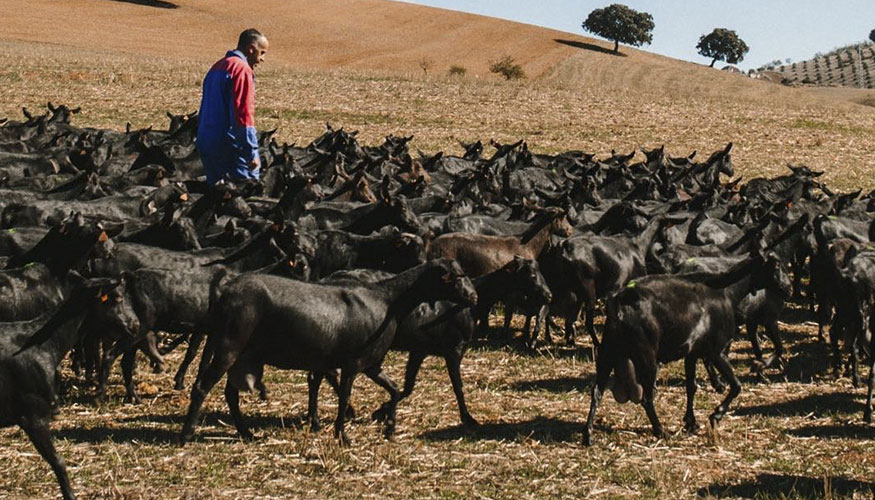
[427,207,573,277]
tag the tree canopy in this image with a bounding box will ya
[869,28,875,43]
[697,28,750,68]
[581,4,654,54]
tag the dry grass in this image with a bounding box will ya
[2,40,875,191]
[1,23,875,499]
[1,305,873,499]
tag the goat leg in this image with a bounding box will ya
[635,354,664,439]
[865,354,874,423]
[173,333,205,390]
[224,380,254,441]
[759,322,785,373]
[702,359,726,393]
[334,371,356,445]
[306,371,324,431]
[95,342,128,403]
[399,352,426,401]
[366,367,401,438]
[747,322,766,372]
[139,332,164,373]
[707,353,742,428]
[583,338,615,446]
[180,348,236,445]
[683,356,699,434]
[445,351,478,427]
[19,417,77,500]
[322,369,356,419]
[121,350,141,405]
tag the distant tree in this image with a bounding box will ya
[489,56,525,80]
[697,28,749,67]
[581,4,654,54]
[870,28,875,43]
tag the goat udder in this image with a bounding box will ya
[610,358,643,404]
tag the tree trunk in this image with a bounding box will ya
[710,58,717,68]
[613,40,619,53]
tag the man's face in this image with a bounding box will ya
[244,37,269,70]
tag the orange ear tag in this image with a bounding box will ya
[99,231,108,242]
[100,294,109,303]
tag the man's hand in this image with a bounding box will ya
[249,156,261,170]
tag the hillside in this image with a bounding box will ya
[1,0,872,108]
[757,43,875,90]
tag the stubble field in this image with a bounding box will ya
[0,40,874,499]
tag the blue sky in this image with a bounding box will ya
[396,0,874,70]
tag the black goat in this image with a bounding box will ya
[180,259,477,444]
[583,253,786,445]
[0,274,135,500]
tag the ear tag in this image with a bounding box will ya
[626,280,637,289]
[99,231,108,242]
[100,294,109,303]
[223,191,232,201]
[180,193,189,201]
[6,228,15,234]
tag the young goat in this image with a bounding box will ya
[582,252,787,445]
[0,274,136,500]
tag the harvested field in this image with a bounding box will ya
[0,305,873,499]
[2,2,875,498]
[1,41,874,192]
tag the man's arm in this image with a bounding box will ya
[229,65,259,169]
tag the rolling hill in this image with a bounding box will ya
[2,0,874,108]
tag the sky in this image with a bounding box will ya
[396,0,874,70]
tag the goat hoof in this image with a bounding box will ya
[863,410,872,424]
[372,405,391,423]
[258,389,268,401]
[461,415,480,428]
[683,422,700,434]
[173,380,185,391]
[239,431,256,442]
[124,394,142,405]
[308,420,322,432]
[383,423,396,439]
[335,431,351,446]
[178,433,193,446]
[582,430,593,447]
[652,428,665,440]
[345,405,357,419]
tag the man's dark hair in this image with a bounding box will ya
[237,29,264,50]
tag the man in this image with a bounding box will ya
[197,29,269,185]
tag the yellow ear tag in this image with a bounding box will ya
[626,280,637,289]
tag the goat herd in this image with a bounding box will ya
[0,103,872,499]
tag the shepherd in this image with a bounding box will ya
[197,29,269,185]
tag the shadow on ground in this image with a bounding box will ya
[510,375,594,393]
[787,423,875,440]
[698,473,873,499]
[111,0,178,8]
[56,411,312,444]
[735,391,863,418]
[554,39,626,57]
[421,416,581,443]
